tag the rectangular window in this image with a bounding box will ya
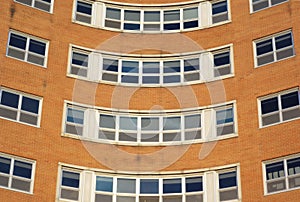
[259,89,300,127]
[0,88,42,126]
[0,153,35,193]
[75,0,92,24]
[213,48,231,77]
[218,170,238,201]
[70,48,90,77]
[183,58,200,82]
[254,31,294,67]
[264,155,300,194]
[60,169,81,201]
[163,9,180,31]
[183,7,199,29]
[7,31,48,67]
[15,0,53,12]
[212,0,229,24]
[143,11,161,31]
[252,0,288,12]
[105,7,121,29]
[124,10,141,31]
[215,105,235,136]
[184,114,201,140]
[65,105,85,136]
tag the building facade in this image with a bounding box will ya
[0,0,300,201]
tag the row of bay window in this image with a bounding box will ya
[1,151,300,198]
[14,0,289,18]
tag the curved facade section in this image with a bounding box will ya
[68,44,233,86]
[58,163,241,202]
[63,100,237,145]
[73,0,230,33]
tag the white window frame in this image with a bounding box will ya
[263,153,300,195]
[14,0,54,13]
[211,0,230,25]
[73,0,94,25]
[58,163,240,202]
[257,87,300,128]
[250,0,289,13]
[253,30,295,68]
[6,30,49,67]
[0,87,43,127]
[0,152,36,194]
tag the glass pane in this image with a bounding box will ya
[117,196,136,202]
[164,23,180,30]
[257,54,274,66]
[100,114,115,129]
[1,91,19,108]
[163,117,180,130]
[0,176,9,187]
[164,61,180,73]
[99,130,115,140]
[216,108,233,125]
[27,54,45,66]
[212,1,227,15]
[220,189,238,201]
[119,132,137,142]
[20,113,38,125]
[164,10,180,21]
[117,178,136,193]
[34,1,51,12]
[95,194,112,202]
[186,177,203,192]
[256,39,273,55]
[105,20,121,29]
[287,157,300,175]
[163,132,181,142]
[140,179,159,194]
[11,178,31,192]
[9,33,27,49]
[267,179,286,193]
[184,73,200,81]
[122,61,139,73]
[144,24,160,31]
[96,176,113,192]
[21,96,39,114]
[7,48,25,60]
[0,157,11,174]
[102,73,118,82]
[103,58,118,72]
[262,113,280,126]
[67,108,84,124]
[253,1,269,12]
[186,194,203,202]
[29,39,46,55]
[217,124,234,136]
[266,161,285,180]
[62,171,80,188]
[106,8,121,20]
[163,195,182,202]
[261,97,279,114]
[139,196,159,202]
[61,189,79,201]
[163,75,180,83]
[275,33,292,49]
[183,7,198,20]
[16,0,32,6]
[185,130,201,140]
[214,51,230,67]
[219,171,237,189]
[0,107,18,120]
[13,161,32,178]
[66,124,83,136]
[143,62,160,73]
[120,117,137,130]
[144,11,160,22]
[271,0,288,5]
[281,91,299,109]
[121,75,139,83]
[77,1,92,15]
[185,114,201,129]
[184,20,198,29]
[184,58,199,72]
[124,23,140,30]
[72,52,88,67]
[143,76,160,84]
[124,10,140,21]
[141,133,159,142]
[163,178,181,193]
[141,117,159,131]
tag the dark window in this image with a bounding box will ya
[186,177,203,192]
[9,34,27,49]
[77,1,92,15]
[140,179,159,194]
[281,91,299,109]
[219,171,237,188]
[1,91,19,108]
[13,161,32,179]
[261,97,278,114]
[163,178,181,193]
[21,96,39,114]
[62,171,80,188]
[96,176,113,192]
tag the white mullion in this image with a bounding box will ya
[140,10,144,31]
[160,10,163,32]
[181,114,185,141]
[120,9,125,31]
[159,116,163,143]
[25,37,30,62]
[8,158,14,188]
[17,94,22,122]
[180,59,184,84]
[137,117,141,143]
[118,59,122,84]
[139,61,143,85]
[182,177,186,202]
[272,36,277,62]
[159,61,163,86]
[136,178,140,201]
[180,8,183,31]
[115,115,120,141]
[159,178,163,201]
[278,94,283,122]
[113,177,117,202]
[284,158,289,190]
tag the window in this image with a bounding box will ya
[75,0,92,24]
[264,155,300,194]
[213,48,231,77]
[7,31,48,67]
[0,153,35,193]
[15,0,53,12]
[70,48,90,77]
[59,164,238,202]
[251,0,288,12]
[212,0,229,24]
[60,169,81,201]
[254,30,294,67]
[215,105,234,136]
[259,88,300,127]
[64,105,85,136]
[105,7,121,29]
[0,88,42,126]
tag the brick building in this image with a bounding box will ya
[0,0,300,201]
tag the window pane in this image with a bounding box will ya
[117,196,136,202]
[117,178,136,193]
[185,114,201,129]
[77,1,92,15]
[13,161,32,179]
[29,39,46,55]
[122,61,139,73]
[72,52,88,67]
[281,91,299,109]
[183,7,198,20]
[124,23,140,30]
[1,91,19,108]
[164,23,180,30]
[96,176,113,192]
[140,179,159,194]
[163,178,182,193]
[266,161,285,180]
[216,108,233,125]
[164,10,180,21]
[0,157,11,174]
[184,58,199,72]
[16,0,32,6]
[124,10,140,21]
[106,8,121,20]
[163,116,180,130]
[9,33,27,49]
[184,20,198,29]
[100,114,115,129]
[143,76,160,84]
[164,61,180,73]
[141,117,159,131]
[143,62,160,73]
[144,11,160,22]
[186,177,203,192]
[275,33,292,50]
[219,171,236,189]
[67,108,84,124]
[214,51,230,67]
[261,97,279,114]
[287,157,300,175]
[95,194,112,202]
[212,1,227,15]
[256,39,273,55]
[62,171,80,188]
[119,117,137,130]
[21,96,39,114]
[103,58,118,72]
